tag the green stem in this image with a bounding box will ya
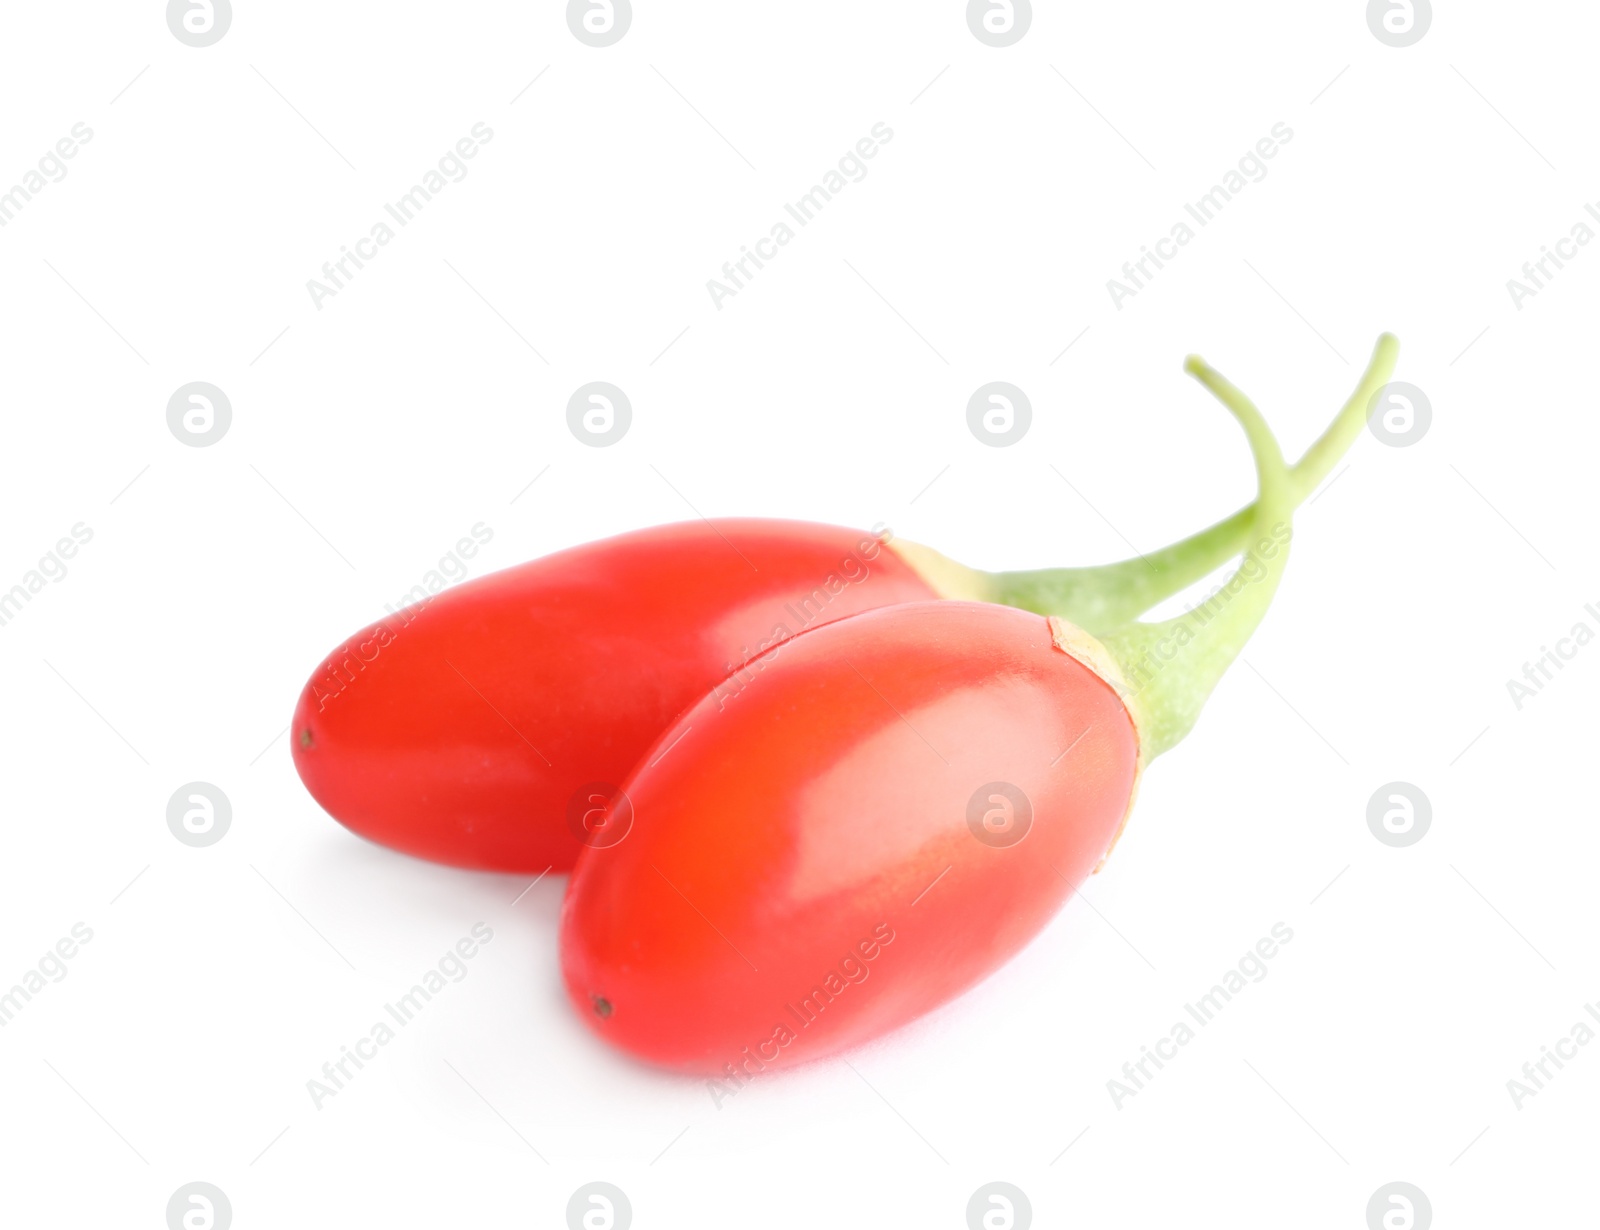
[1096,355,1293,759]
[987,334,1397,634]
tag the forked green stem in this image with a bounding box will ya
[989,334,1398,633]
[1097,355,1294,760]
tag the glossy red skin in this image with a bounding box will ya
[291,519,936,872]
[559,600,1139,1075]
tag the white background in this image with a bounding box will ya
[1,2,1594,1227]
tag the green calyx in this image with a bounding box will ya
[892,333,1398,760]
[1094,353,1291,758]
[1080,335,1396,758]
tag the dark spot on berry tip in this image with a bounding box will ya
[592,995,613,1018]
[299,728,314,749]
